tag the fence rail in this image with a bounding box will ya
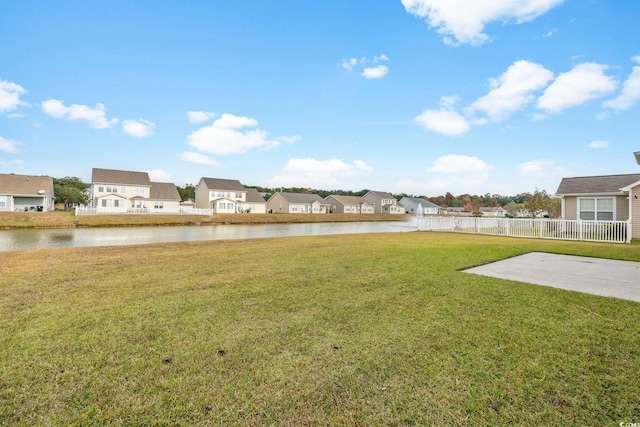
[417,216,631,244]
[75,207,213,216]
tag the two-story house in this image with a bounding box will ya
[363,191,404,214]
[195,177,263,213]
[91,168,180,212]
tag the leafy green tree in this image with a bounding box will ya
[177,184,196,202]
[524,189,552,218]
[53,177,89,208]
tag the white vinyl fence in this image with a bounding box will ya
[75,206,213,216]
[417,216,631,244]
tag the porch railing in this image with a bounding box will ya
[417,216,631,244]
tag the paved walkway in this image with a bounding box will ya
[464,252,640,303]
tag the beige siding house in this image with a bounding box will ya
[91,168,180,212]
[266,192,329,214]
[149,182,181,212]
[555,173,640,240]
[195,177,257,213]
[324,195,374,214]
[0,173,55,212]
[363,191,404,214]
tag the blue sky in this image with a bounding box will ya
[1,0,639,196]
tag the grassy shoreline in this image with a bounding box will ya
[0,211,405,229]
[1,233,639,425]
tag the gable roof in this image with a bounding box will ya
[555,174,640,195]
[149,182,180,201]
[245,188,266,203]
[400,197,440,209]
[275,192,327,204]
[92,168,151,186]
[366,190,396,200]
[0,174,54,196]
[199,177,247,192]
[326,195,369,205]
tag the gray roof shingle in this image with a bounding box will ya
[92,168,151,186]
[149,182,180,201]
[0,174,54,196]
[555,174,640,195]
[200,177,247,192]
[276,192,327,204]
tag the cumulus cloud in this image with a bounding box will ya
[0,80,28,114]
[147,169,171,182]
[0,136,21,153]
[402,0,564,46]
[603,56,640,111]
[179,151,221,166]
[536,62,618,113]
[122,119,155,138]
[427,154,493,174]
[187,113,299,155]
[362,65,389,79]
[187,111,218,124]
[518,159,570,183]
[413,97,470,136]
[267,158,373,188]
[587,140,609,149]
[397,154,493,194]
[41,99,118,129]
[342,54,390,79]
[468,60,553,121]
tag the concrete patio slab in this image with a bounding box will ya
[464,252,640,303]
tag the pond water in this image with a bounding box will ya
[0,218,418,252]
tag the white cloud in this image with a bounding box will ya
[587,140,609,149]
[542,28,558,38]
[0,80,28,114]
[0,158,24,168]
[362,65,389,79]
[603,56,640,111]
[146,169,172,182]
[354,160,374,172]
[468,60,554,121]
[179,151,220,166]
[402,0,564,46]
[537,62,618,113]
[41,99,118,129]
[342,54,389,79]
[341,58,359,70]
[0,136,21,153]
[427,154,493,174]
[187,113,298,155]
[267,158,372,188]
[518,158,570,178]
[187,111,218,124]
[413,97,470,136]
[123,119,155,138]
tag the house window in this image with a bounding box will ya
[134,187,145,195]
[98,186,104,192]
[114,200,120,208]
[101,199,112,208]
[235,192,242,199]
[579,197,614,220]
[154,201,164,209]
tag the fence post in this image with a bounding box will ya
[627,219,632,244]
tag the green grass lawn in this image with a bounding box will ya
[1,233,639,426]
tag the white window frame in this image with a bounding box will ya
[577,197,615,221]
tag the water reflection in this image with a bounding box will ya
[0,218,417,252]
